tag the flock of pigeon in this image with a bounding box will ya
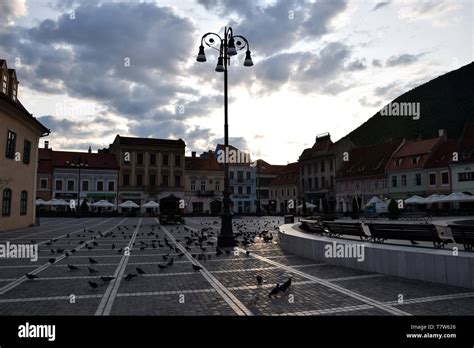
[24,219,292,301]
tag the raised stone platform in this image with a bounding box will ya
[278,223,474,289]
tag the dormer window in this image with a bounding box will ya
[2,75,7,94]
[411,156,421,164]
[395,158,403,166]
[12,83,17,101]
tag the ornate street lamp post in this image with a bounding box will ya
[66,157,88,218]
[196,27,253,248]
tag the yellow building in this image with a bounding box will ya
[0,59,49,231]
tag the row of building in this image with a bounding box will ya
[1,56,473,231]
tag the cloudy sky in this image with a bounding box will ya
[0,0,472,164]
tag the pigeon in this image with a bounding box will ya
[268,284,281,298]
[48,258,56,264]
[279,278,292,292]
[246,250,251,256]
[89,257,98,264]
[192,264,203,272]
[88,281,99,289]
[177,253,185,258]
[67,264,79,271]
[256,275,263,285]
[25,273,38,280]
[124,273,137,281]
[88,267,99,274]
[157,264,167,270]
[410,240,419,245]
[166,258,174,267]
[101,276,115,282]
[136,267,146,275]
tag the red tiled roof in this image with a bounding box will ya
[270,162,299,186]
[425,139,459,168]
[338,140,403,179]
[185,154,223,171]
[299,137,334,161]
[116,135,185,147]
[256,159,285,175]
[386,137,442,171]
[51,151,119,170]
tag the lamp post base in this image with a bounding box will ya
[218,213,236,248]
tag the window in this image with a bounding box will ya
[308,178,312,189]
[163,154,169,166]
[123,174,130,186]
[215,181,220,191]
[137,153,144,165]
[200,180,206,191]
[237,171,244,182]
[23,140,31,164]
[286,188,290,196]
[2,188,12,216]
[391,175,398,187]
[459,172,474,182]
[313,162,318,173]
[55,180,63,191]
[150,154,156,165]
[163,175,169,187]
[175,155,181,166]
[12,84,17,101]
[330,176,334,188]
[301,178,305,189]
[365,181,370,191]
[136,175,143,187]
[246,171,251,180]
[175,175,181,188]
[330,160,333,171]
[82,180,89,191]
[149,175,156,187]
[6,130,16,159]
[314,177,318,188]
[322,177,326,188]
[238,186,243,194]
[230,186,234,194]
[191,180,196,191]
[441,171,450,185]
[401,175,407,187]
[67,180,75,191]
[40,179,48,189]
[229,171,234,180]
[97,181,104,191]
[415,173,422,186]
[247,186,251,194]
[381,179,387,189]
[2,75,7,94]
[411,156,421,164]
[395,158,403,166]
[108,181,115,191]
[429,173,437,186]
[20,191,27,215]
[293,188,296,196]
[321,161,325,172]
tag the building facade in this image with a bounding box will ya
[268,162,300,214]
[450,123,474,195]
[0,59,49,231]
[299,133,337,212]
[386,134,444,199]
[255,160,285,214]
[336,140,403,213]
[50,149,119,206]
[184,151,224,214]
[109,135,186,206]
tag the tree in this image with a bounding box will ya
[388,199,400,219]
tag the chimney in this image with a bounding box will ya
[191,151,196,158]
[44,141,49,149]
[88,146,92,154]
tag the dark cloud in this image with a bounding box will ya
[385,53,424,67]
[372,59,383,67]
[372,1,390,11]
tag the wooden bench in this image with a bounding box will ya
[366,223,446,248]
[449,224,474,251]
[300,219,325,234]
[323,222,369,240]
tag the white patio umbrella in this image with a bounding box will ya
[405,195,426,204]
[424,194,447,204]
[35,199,46,206]
[438,192,474,203]
[91,200,116,208]
[297,203,317,209]
[364,196,382,207]
[44,199,69,206]
[118,200,140,208]
[142,201,160,208]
